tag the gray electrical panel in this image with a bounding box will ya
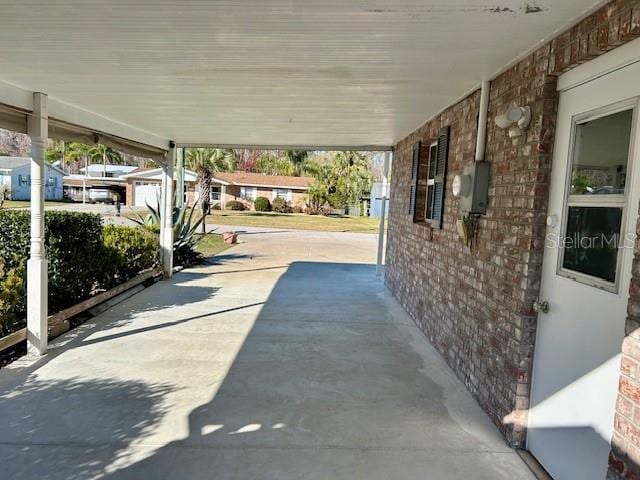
[459,161,490,214]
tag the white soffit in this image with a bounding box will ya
[0,0,604,148]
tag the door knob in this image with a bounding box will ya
[533,299,550,314]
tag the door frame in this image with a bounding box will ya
[527,39,640,477]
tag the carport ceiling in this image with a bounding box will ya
[0,1,603,148]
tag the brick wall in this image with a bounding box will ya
[609,213,640,479]
[385,0,640,458]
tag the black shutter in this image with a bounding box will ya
[408,142,421,217]
[431,127,450,229]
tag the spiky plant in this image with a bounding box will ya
[130,193,205,265]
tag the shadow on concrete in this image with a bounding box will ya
[0,261,530,479]
[204,253,259,266]
[79,301,265,348]
[0,376,175,480]
[96,261,523,479]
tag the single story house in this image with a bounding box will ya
[0,156,66,200]
[211,171,313,209]
[124,169,313,209]
[124,167,198,207]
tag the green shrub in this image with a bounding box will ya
[45,211,106,312]
[292,205,304,214]
[102,225,159,287]
[0,258,25,337]
[0,210,160,338]
[226,200,246,211]
[254,196,271,212]
[272,197,291,213]
[0,210,106,315]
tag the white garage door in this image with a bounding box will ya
[134,183,161,207]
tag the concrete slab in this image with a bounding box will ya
[0,228,534,479]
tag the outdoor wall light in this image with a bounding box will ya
[495,106,531,137]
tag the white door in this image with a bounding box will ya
[528,61,640,479]
[134,183,161,207]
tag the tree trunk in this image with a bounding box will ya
[200,173,211,234]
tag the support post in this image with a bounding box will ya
[376,151,391,276]
[27,92,49,356]
[160,143,176,278]
[221,184,226,210]
[175,147,185,208]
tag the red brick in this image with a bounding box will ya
[384,0,640,468]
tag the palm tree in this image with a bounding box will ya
[87,144,122,176]
[282,150,314,176]
[186,148,236,222]
[63,142,92,174]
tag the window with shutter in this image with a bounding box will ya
[430,126,450,229]
[409,126,450,228]
[408,143,420,217]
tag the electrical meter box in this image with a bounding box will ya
[452,161,490,214]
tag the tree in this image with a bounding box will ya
[256,153,295,176]
[185,148,236,227]
[63,143,92,174]
[234,149,263,172]
[87,144,122,176]
[0,129,30,157]
[307,151,373,211]
[43,142,123,175]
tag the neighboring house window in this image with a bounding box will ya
[273,189,292,201]
[46,176,56,187]
[409,126,450,229]
[19,175,29,186]
[240,186,257,200]
[210,186,221,202]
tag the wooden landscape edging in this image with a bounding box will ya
[0,267,163,353]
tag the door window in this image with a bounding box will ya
[559,106,636,291]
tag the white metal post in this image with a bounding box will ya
[175,147,185,208]
[221,184,226,210]
[376,151,391,276]
[160,144,176,278]
[27,92,49,356]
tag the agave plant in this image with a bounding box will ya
[130,193,205,264]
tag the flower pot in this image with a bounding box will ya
[223,231,238,244]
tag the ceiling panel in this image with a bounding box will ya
[0,0,604,147]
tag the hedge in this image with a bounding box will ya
[254,196,271,212]
[272,197,291,213]
[225,200,246,211]
[102,225,159,288]
[0,210,158,337]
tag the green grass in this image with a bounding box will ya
[195,233,233,257]
[206,210,382,234]
[0,200,68,209]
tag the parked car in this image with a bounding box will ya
[89,185,120,204]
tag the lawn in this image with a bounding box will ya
[1,200,68,209]
[206,211,382,234]
[195,233,234,257]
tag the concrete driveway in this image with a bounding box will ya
[0,228,534,480]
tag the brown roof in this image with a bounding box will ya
[212,171,313,189]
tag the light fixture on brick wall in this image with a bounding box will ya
[495,106,531,137]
